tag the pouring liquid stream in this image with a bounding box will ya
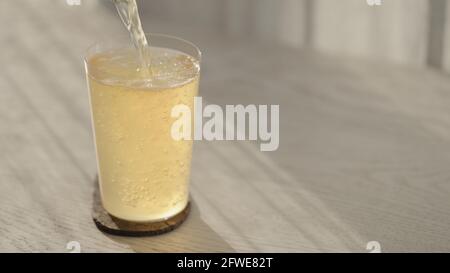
[113,0,151,75]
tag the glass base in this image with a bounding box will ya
[92,179,190,236]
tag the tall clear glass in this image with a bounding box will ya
[85,34,200,223]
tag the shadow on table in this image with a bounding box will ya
[92,185,234,252]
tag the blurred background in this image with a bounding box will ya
[140,0,450,71]
[2,0,450,252]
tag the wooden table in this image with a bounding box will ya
[2,1,450,252]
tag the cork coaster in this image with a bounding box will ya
[92,178,190,237]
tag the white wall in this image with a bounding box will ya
[444,2,450,72]
[140,0,450,72]
[312,0,429,66]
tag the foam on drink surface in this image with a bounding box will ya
[88,47,200,89]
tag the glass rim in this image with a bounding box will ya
[84,32,202,63]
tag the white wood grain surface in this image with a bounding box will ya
[1,1,450,252]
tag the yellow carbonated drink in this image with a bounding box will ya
[86,42,200,222]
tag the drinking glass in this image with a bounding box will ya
[85,34,200,223]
